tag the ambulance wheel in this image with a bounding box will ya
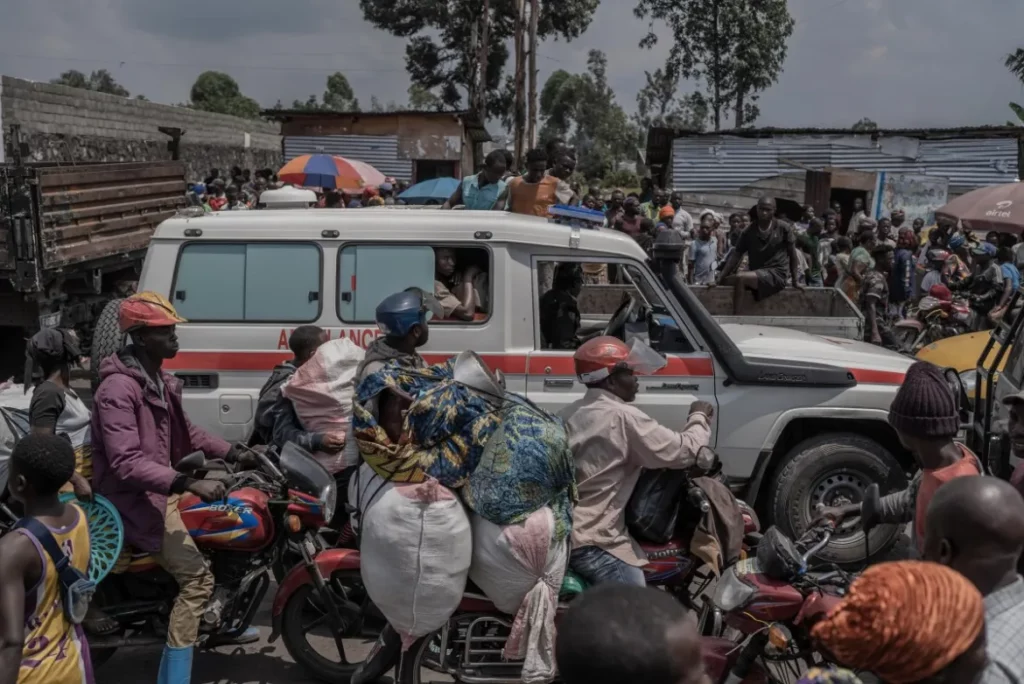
[769,433,907,565]
[90,298,126,390]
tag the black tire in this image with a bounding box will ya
[396,632,439,684]
[280,573,369,683]
[768,433,908,565]
[90,298,126,389]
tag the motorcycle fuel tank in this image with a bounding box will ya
[179,488,275,552]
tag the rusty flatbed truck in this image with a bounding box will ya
[0,160,186,376]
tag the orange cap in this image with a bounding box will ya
[119,292,187,332]
[659,205,676,219]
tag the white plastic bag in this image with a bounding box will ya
[352,464,472,649]
[282,338,364,472]
[469,508,568,684]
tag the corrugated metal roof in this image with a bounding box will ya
[284,135,413,181]
[671,134,1019,192]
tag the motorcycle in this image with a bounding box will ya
[895,293,972,353]
[81,443,375,671]
[274,471,763,684]
[710,517,856,682]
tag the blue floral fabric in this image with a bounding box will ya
[353,360,500,487]
[461,394,577,543]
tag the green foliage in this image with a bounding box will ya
[539,50,641,179]
[602,169,640,189]
[359,0,599,120]
[1009,103,1024,126]
[634,66,709,136]
[189,71,261,119]
[323,72,360,111]
[1007,49,1024,84]
[852,117,878,132]
[634,0,794,130]
[51,69,131,97]
[407,84,443,111]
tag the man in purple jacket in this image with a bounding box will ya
[90,292,244,684]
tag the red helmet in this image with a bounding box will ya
[573,337,666,384]
[928,284,952,301]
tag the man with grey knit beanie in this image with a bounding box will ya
[821,361,981,556]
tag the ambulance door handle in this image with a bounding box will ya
[544,379,574,389]
[308,291,319,302]
[341,292,353,303]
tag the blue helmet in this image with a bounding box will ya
[375,288,443,337]
[947,234,966,251]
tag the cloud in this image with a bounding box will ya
[1,0,1023,132]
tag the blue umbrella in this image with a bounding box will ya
[399,177,460,205]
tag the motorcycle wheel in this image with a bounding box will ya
[397,631,454,684]
[280,570,376,683]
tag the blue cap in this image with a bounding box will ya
[972,241,997,257]
[193,183,207,195]
[948,234,965,250]
[375,289,444,337]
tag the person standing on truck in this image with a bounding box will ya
[559,337,714,587]
[0,435,93,684]
[715,196,802,313]
[24,329,92,502]
[796,218,825,287]
[688,213,718,286]
[90,292,256,684]
[819,361,981,556]
[497,148,560,217]
[860,243,896,347]
[443,150,508,210]
[889,227,918,318]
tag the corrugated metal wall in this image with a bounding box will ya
[671,135,1019,192]
[284,135,413,180]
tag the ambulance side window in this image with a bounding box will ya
[338,244,491,324]
[172,242,321,322]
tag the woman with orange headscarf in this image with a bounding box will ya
[811,561,1006,683]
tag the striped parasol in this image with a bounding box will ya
[278,154,386,192]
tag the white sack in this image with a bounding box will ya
[469,508,568,684]
[352,463,472,649]
[282,338,364,472]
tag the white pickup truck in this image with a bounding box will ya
[96,208,913,562]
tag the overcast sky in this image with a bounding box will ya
[2,0,1024,132]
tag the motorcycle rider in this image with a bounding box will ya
[350,288,441,684]
[559,336,714,586]
[91,292,254,684]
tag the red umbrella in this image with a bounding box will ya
[278,154,386,192]
[934,182,1024,234]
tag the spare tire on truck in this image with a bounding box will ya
[768,433,908,565]
[90,299,126,390]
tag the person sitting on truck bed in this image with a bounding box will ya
[434,247,486,320]
[715,196,801,313]
[559,337,715,587]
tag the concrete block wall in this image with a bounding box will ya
[1,76,282,180]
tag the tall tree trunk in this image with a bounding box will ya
[478,0,490,122]
[513,0,526,167]
[734,87,745,129]
[527,0,539,149]
[712,0,721,132]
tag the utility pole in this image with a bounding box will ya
[527,0,539,150]
[513,0,527,167]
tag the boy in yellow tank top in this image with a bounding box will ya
[0,434,93,684]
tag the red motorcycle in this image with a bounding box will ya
[273,478,763,684]
[895,287,973,353]
[711,519,853,682]
[82,443,376,673]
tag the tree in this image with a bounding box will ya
[359,0,599,122]
[634,66,709,135]
[407,84,443,111]
[633,0,794,130]
[851,117,878,132]
[189,71,261,119]
[1006,48,1024,125]
[51,69,131,97]
[539,50,640,179]
[291,94,322,111]
[323,72,360,111]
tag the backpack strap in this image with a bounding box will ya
[14,516,75,586]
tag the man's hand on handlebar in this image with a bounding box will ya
[187,479,226,503]
[815,503,861,527]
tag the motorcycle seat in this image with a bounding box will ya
[111,546,160,575]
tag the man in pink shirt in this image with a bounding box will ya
[559,337,714,586]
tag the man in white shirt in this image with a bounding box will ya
[559,337,714,587]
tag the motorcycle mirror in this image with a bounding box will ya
[175,450,207,473]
